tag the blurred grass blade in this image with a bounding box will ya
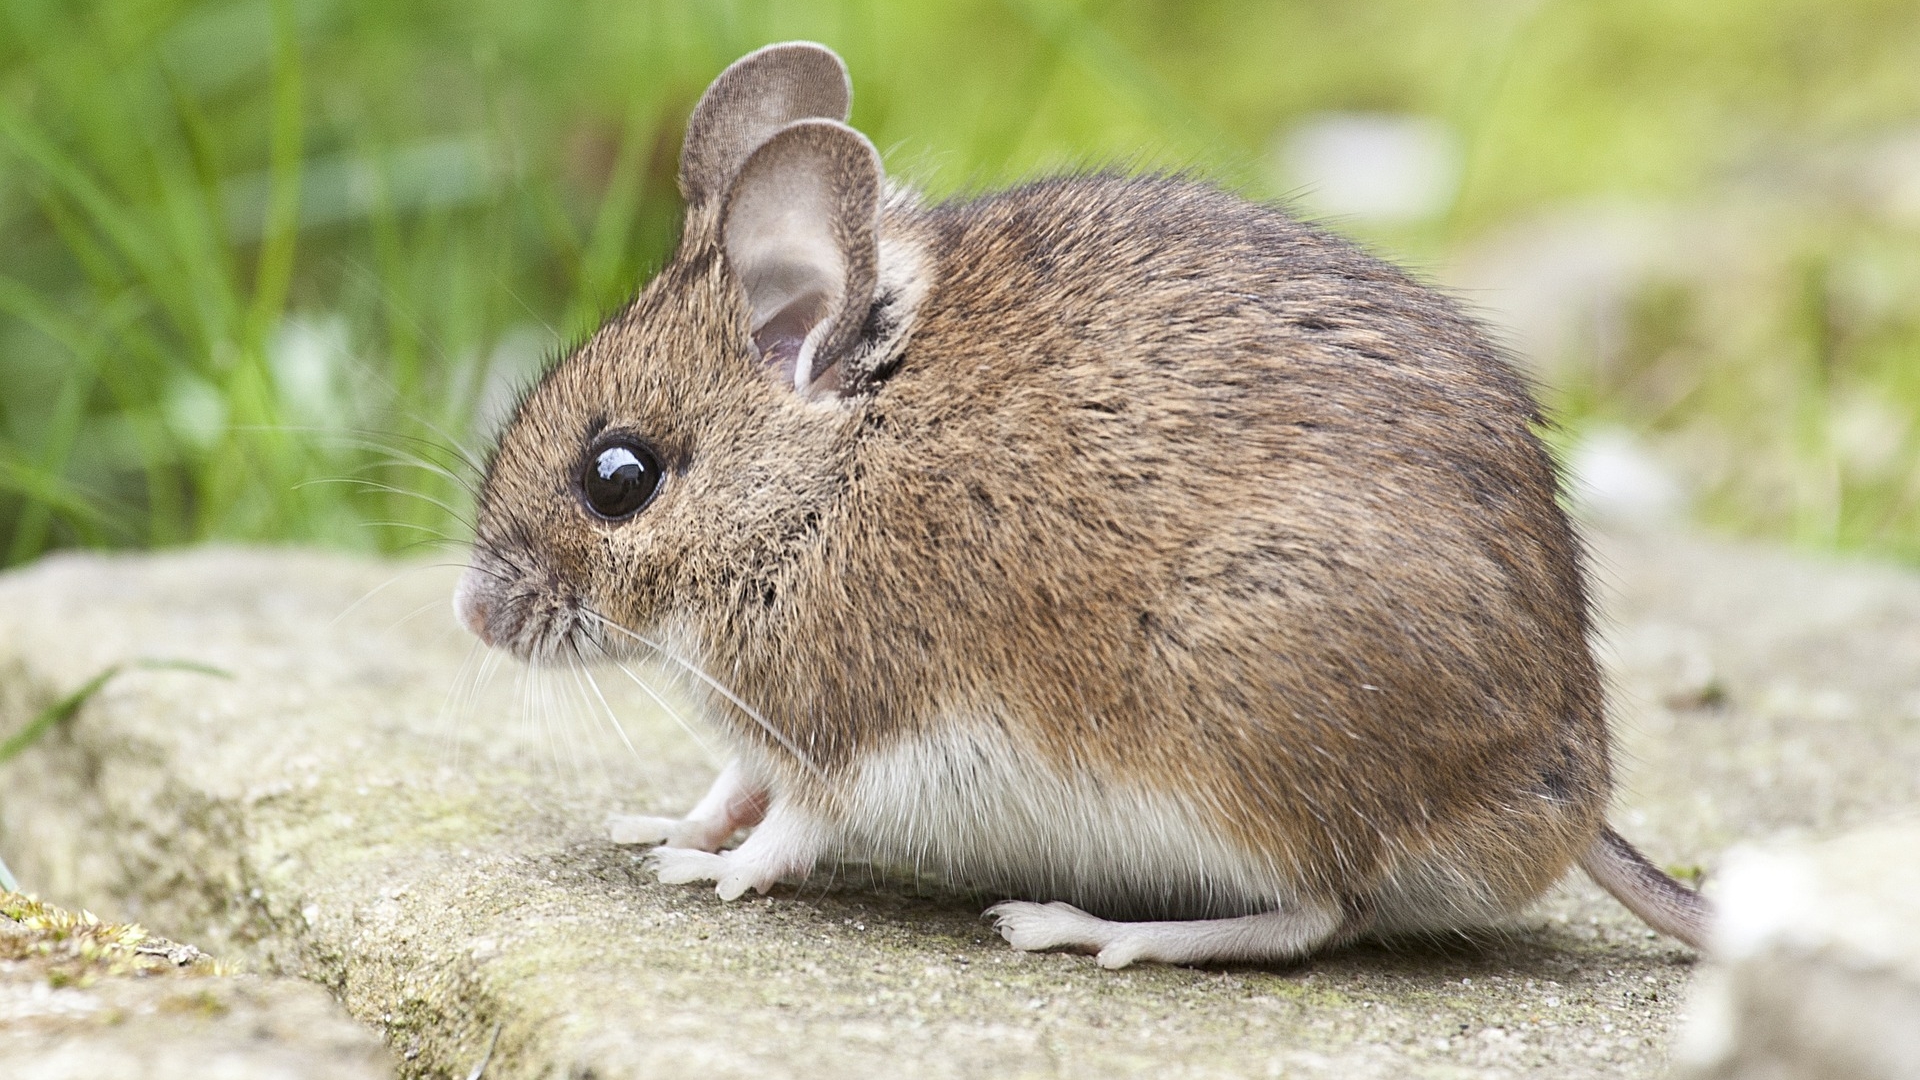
[0,107,170,288]
[0,455,111,542]
[0,659,233,766]
[1000,0,1258,186]
[221,137,499,239]
[244,0,305,345]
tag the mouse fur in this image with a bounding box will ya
[456,41,1711,966]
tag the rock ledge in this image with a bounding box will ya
[2,533,1918,1078]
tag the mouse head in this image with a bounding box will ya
[454,42,916,663]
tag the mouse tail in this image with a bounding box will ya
[1578,826,1713,950]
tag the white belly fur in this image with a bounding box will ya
[793,718,1522,932]
[828,720,1305,919]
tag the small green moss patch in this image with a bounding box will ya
[1,890,227,987]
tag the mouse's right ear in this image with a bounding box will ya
[679,42,852,216]
[720,118,881,400]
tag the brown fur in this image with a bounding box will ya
[461,43,1709,948]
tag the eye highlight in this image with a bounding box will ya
[579,439,663,520]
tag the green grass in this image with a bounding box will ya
[2,0,1918,566]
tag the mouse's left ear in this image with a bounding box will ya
[720,118,880,399]
[679,42,851,217]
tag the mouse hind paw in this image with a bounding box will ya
[986,901,1110,955]
[987,899,1348,969]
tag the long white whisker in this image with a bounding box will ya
[468,639,507,729]
[553,659,587,785]
[273,437,480,496]
[385,595,457,637]
[295,256,493,472]
[581,609,823,780]
[584,634,715,762]
[349,451,480,497]
[230,423,479,482]
[297,476,476,529]
[573,659,640,759]
[358,520,469,544]
[519,661,545,775]
[328,561,471,630]
[436,635,485,773]
[493,272,566,347]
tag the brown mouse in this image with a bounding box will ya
[453,41,1711,968]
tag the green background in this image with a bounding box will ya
[3,0,1918,566]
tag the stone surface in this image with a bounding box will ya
[1,891,394,1079]
[0,527,1916,1078]
[1675,820,1920,1080]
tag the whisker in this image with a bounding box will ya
[436,635,486,774]
[565,656,626,791]
[296,476,475,530]
[493,273,566,346]
[293,258,494,471]
[525,662,555,777]
[351,426,487,482]
[306,439,481,494]
[347,455,481,499]
[465,643,509,763]
[583,634,717,763]
[549,661,585,785]
[328,561,470,630]
[383,535,475,556]
[384,595,457,637]
[581,608,823,780]
[230,423,484,486]
[356,519,469,542]
[572,659,640,759]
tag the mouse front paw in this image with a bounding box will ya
[644,801,825,903]
[608,814,678,846]
[609,814,736,850]
[644,846,796,901]
[645,846,730,886]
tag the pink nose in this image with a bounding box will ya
[453,569,494,645]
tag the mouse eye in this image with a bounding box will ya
[579,439,663,521]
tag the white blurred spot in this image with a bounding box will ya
[1565,428,1686,526]
[475,325,559,436]
[1274,114,1463,224]
[1672,968,1737,1070]
[1713,847,1819,961]
[1856,127,1920,224]
[271,315,351,428]
[1445,203,1681,377]
[165,375,228,449]
[1831,392,1911,477]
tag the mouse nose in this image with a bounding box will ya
[453,569,495,645]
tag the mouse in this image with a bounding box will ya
[453,40,1712,969]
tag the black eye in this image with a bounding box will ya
[580,439,662,520]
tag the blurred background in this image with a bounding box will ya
[1,0,1917,569]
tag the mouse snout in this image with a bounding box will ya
[453,568,495,645]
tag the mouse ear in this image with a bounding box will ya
[679,42,852,216]
[720,118,880,398]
